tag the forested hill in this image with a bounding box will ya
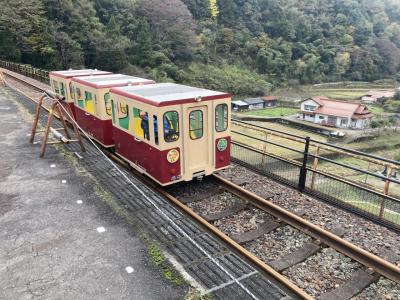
[1,0,400,96]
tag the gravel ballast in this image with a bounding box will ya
[283,248,361,297]
[246,225,312,262]
[218,164,400,266]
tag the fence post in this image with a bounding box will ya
[261,132,268,165]
[298,136,310,192]
[379,165,392,218]
[310,146,320,190]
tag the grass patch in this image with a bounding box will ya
[241,107,298,117]
[184,289,213,300]
[141,234,187,286]
[308,90,367,100]
[346,201,400,224]
[368,105,384,114]
[232,121,328,159]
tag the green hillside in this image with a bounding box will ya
[1,0,400,96]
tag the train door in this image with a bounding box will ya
[185,105,210,177]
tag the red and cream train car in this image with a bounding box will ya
[70,74,155,147]
[49,69,112,117]
[109,83,231,185]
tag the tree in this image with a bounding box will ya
[374,38,400,75]
[209,0,219,18]
[137,0,197,60]
[0,0,51,64]
[334,52,351,78]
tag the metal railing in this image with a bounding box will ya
[231,118,400,231]
[2,60,400,231]
[0,60,49,84]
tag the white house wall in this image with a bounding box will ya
[314,114,327,124]
[300,99,319,111]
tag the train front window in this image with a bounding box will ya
[53,80,60,94]
[164,111,179,143]
[60,83,65,97]
[189,110,203,140]
[215,104,228,132]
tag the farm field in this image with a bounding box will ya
[272,80,396,102]
[307,89,368,100]
[242,107,298,117]
[232,120,329,159]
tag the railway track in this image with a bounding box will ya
[166,176,400,298]
[2,68,400,299]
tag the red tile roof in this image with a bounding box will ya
[308,97,372,119]
[364,90,395,99]
[261,96,278,101]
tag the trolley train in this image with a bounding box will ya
[71,74,155,147]
[51,71,231,186]
[49,69,112,117]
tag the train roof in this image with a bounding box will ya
[49,69,112,79]
[110,83,230,107]
[71,74,155,89]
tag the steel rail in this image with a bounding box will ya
[2,71,314,300]
[212,174,400,284]
[2,70,46,93]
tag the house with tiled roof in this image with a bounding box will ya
[261,95,278,107]
[361,90,395,103]
[300,96,373,129]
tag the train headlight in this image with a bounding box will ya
[167,149,180,163]
[217,138,228,152]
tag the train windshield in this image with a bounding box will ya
[215,104,228,132]
[164,111,179,142]
[189,110,203,140]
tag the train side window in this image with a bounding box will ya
[133,108,143,137]
[133,107,150,141]
[76,88,84,108]
[164,111,179,142]
[189,110,203,140]
[215,104,228,132]
[104,93,112,116]
[69,82,75,100]
[153,115,159,145]
[53,80,60,94]
[111,100,116,124]
[118,101,129,130]
[85,91,95,114]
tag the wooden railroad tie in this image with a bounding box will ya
[30,90,85,158]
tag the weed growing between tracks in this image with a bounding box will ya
[140,233,188,286]
[184,289,213,300]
